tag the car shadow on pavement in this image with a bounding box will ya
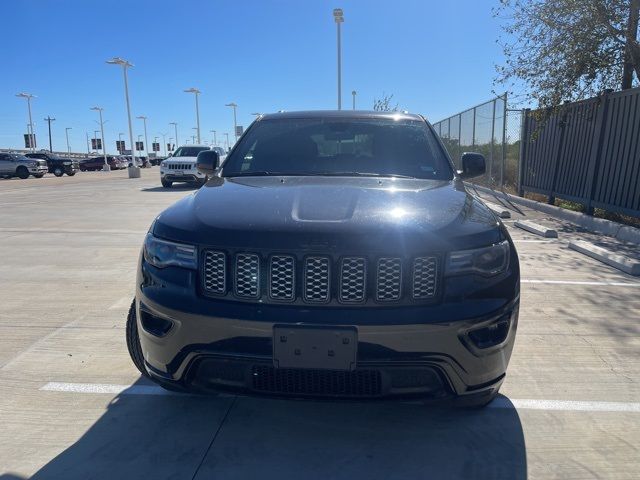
[6,379,527,480]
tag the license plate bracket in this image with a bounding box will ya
[273,325,357,371]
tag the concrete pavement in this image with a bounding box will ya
[0,170,639,479]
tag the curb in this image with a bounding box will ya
[483,201,511,218]
[569,240,640,276]
[514,220,558,238]
[468,184,640,245]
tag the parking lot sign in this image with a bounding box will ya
[167,143,174,152]
[152,142,160,152]
[116,140,126,153]
[91,138,102,150]
[23,133,36,149]
[235,125,244,137]
[135,141,144,151]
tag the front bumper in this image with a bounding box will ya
[30,166,48,174]
[136,267,519,399]
[161,168,204,182]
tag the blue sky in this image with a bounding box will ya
[1,0,510,153]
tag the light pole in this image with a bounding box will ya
[65,127,72,154]
[44,116,56,152]
[137,134,143,156]
[90,106,109,171]
[192,127,198,144]
[210,130,217,146]
[169,137,174,153]
[169,122,179,147]
[118,132,124,153]
[224,132,230,151]
[106,57,138,178]
[159,132,168,156]
[225,102,238,142]
[16,93,36,152]
[184,88,201,143]
[251,112,262,117]
[85,131,90,155]
[352,90,356,110]
[136,115,149,158]
[333,8,344,110]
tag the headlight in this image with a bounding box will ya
[64,161,72,165]
[28,161,38,167]
[143,233,197,269]
[160,161,165,167]
[446,240,509,277]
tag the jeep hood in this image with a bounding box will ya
[153,176,503,253]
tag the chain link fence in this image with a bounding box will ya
[431,94,524,192]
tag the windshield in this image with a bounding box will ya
[172,146,210,157]
[222,117,453,180]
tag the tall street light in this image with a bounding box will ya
[90,106,109,171]
[225,102,238,142]
[106,57,138,177]
[158,133,168,156]
[210,130,217,146]
[251,112,262,117]
[224,132,230,150]
[333,8,344,110]
[16,93,36,152]
[191,127,197,144]
[136,115,149,158]
[44,116,56,152]
[65,127,72,154]
[184,88,201,143]
[169,122,179,147]
[352,90,357,110]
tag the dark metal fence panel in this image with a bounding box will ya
[592,89,640,216]
[520,87,640,217]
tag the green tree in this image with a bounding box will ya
[496,0,640,108]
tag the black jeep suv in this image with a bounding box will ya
[25,152,79,176]
[127,111,520,406]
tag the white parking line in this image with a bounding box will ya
[522,279,640,287]
[40,382,640,412]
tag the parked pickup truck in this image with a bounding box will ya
[0,152,49,179]
[25,152,79,177]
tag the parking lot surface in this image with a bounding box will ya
[1,170,639,479]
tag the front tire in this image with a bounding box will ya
[53,167,64,177]
[126,300,150,378]
[161,178,172,188]
[67,171,76,176]
[17,166,29,179]
[34,174,44,178]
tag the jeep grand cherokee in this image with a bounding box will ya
[127,110,520,406]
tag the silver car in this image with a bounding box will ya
[0,153,48,179]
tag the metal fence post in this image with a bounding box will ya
[548,108,569,205]
[585,91,611,215]
[501,93,507,190]
[489,100,496,188]
[517,109,529,197]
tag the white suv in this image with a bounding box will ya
[160,145,218,188]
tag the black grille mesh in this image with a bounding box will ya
[251,366,382,396]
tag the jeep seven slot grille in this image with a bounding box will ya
[202,250,439,305]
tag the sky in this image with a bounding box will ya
[1,0,511,154]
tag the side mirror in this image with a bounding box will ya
[196,150,220,175]
[459,152,486,179]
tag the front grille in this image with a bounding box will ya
[251,365,382,396]
[235,253,260,298]
[303,256,330,303]
[203,251,226,294]
[412,256,438,299]
[340,257,366,303]
[376,258,402,301]
[201,249,439,305]
[269,255,295,301]
[167,163,192,170]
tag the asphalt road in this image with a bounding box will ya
[0,170,638,480]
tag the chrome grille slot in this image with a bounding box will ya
[269,255,295,301]
[235,253,260,298]
[303,256,330,303]
[376,258,402,301]
[203,250,226,294]
[340,257,366,303]
[412,257,438,299]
